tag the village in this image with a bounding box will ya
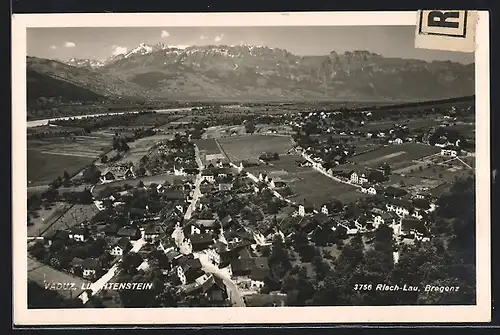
[27,98,476,308]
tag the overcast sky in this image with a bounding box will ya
[27,26,474,64]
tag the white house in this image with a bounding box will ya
[176,266,187,285]
[174,165,187,176]
[206,248,221,266]
[386,199,411,217]
[109,238,130,256]
[69,227,89,242]
[201,172,215,183]
[298,204,306,217]
[361,184,377,195]
[441,147,459,157]
[349,171,359,184]
[393,138,403,144]
[373,212,396,228]
[82,258,99,279]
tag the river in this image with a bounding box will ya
[27,105,242,128]
[26,107,194,128]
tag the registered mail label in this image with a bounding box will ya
[415,10,477,52]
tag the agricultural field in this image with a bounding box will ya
[359,117,441,132]
[350,143,441,169]
[288,170,361,207]
[406,164,474,183]
[27,134,112,186]
[194,138,222,155]
[41,204,99,238]
[218,134,294,162]
[113,134,175,166]
[28,202,72,238]
[194,138,225,164]
[382,174,443,192]
[28,150,96,187]
[28,257,90,300]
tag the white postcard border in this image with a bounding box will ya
[12,11,491,325]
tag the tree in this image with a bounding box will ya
[268,235,292,280]
[28,241,46,261]
[101,155,108,164]
[121,253,143,275]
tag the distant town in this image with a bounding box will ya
[27,97,476,308]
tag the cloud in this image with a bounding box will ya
[161,30,170,38]
[200,35,208,40]
[214,33,224,42]
[50,45,57,50]
[112,45,128,56]
[64,41,76,48]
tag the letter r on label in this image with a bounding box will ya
[427,11,460,28]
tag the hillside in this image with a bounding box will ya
[27,69,107,107]
[29,44,475,102]
[27,57,149,103]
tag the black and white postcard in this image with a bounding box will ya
[12,11,491,325]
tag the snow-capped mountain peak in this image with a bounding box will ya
[63,58,104,69]
[124,43,153,58]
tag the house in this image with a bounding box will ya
[386,198,412,217]
[360,183,374,194]
[82,258,99,279]
[372,212,397,228]
[434,137,448,148]
[69,226,90,242]
[321,200,343,216]
[173,165,187,176]
[339,220,360,235]
[68,257,85,274]
[218,182,234,191]
[177,258,204,285]
[393,138,403,144]
[384,186,408,198]
[117,226,141,240]
[201,171,215,183]
[400,218,431,241]
[249,258,271,289]
[348,170,368,184]
[144,223,167,242]
[220,215,236,229]
[298,200,315,217]
[189,233,214,251]
[213,168,233,179]
[206,247,221,267]
[200,180,215,194]
[100,165,135,183]
[109,237,130,256]
[45,229,70,246]
[441,145,460,157]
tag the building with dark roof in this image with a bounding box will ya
[189,233,214,251]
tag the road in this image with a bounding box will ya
[301,152,361,189]
[183,144,204,221]
[195,253,246,307]
[78,237,147,304]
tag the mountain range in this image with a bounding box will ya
[27,42,475,105]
